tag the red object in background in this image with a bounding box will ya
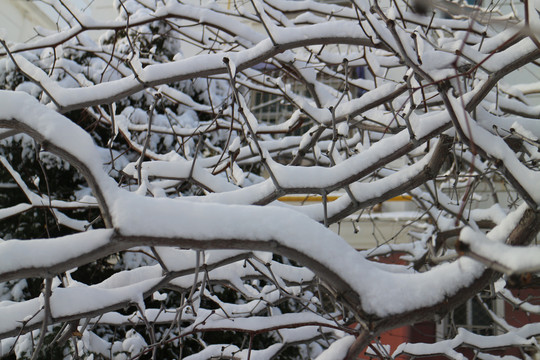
[358,251,540,359]
[362,322,438,359]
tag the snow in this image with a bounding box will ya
[152,291,167,301]
[0,91,118,196]
[107,186,500,317]
[459,205,540,274]
[481,38,538,73]
[476,105,540,140]
[447,94,540,204]
[0,266,164,338]
[122,158,238,193]
[0,297,42,336]
[0,229,113,276]
[179,344,260,360]
[0,203,32,220]
[183,312,337,333]
[315,336,355,360]
[81,331,115,358]
[394,327,537,358]
[264,116,442,191]
[0,90,523,322]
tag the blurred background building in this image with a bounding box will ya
[0,0,115,42]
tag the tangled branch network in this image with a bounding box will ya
[1,0,540,358]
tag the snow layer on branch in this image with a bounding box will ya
[0,91,494,316]
[0,90,525,319]
[315,336,355,360]
[180,344,281,360]
[448,94,540,204]
[0,203,32,220]
[184,312,337,332]
[110,187,489,316]
[50,276,163,318]
[0,265,163,337]
[0,229,113,275]
[110,182,540,317]
[394,326,537,358]
[123,159,239,193]
[0,298,42,336]
[460,204,540,273]
[0,91,118,194]
[477,104,540,139]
